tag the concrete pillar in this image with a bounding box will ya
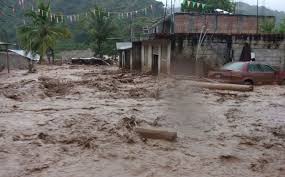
[122,51,125,68]
[166,41,171,74]
[148,44,152,71]
[141,44,145,71]
[158,44,161,74]
[130,49,133,71]
[281,54,285,71]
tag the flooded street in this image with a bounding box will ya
[0,65,284,177]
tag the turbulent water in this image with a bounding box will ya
[0,65,284,177]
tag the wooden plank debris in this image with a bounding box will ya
[135,127,177,141]
[190,82,254,92]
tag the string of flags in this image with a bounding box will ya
[1,0,155,24]
[183,0,207,10]
[30,4,154,24]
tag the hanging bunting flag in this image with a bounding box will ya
[202,4,206,9]
[192,2,196,8]
[188,1,191,6]
[19,4,156,24]
[197,3,200,8]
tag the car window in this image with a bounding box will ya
[222,63,244,71]
[248,64,262,72]
[260,65,275,72]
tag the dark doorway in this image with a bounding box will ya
[152,54,159,75]
[240,43,251,62]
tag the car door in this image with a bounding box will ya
[247,64,265,85]
[260,64,276,84]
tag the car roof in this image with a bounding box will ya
[231,62,271,66]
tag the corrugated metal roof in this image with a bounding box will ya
[8,49,40,61]
[0,42,14,45]
[116,42,132,50]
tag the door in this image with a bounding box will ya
[247,64,267,85]
[152,54,159,75]
[260,64,276,84]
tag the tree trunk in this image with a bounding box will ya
[39,55,44,64]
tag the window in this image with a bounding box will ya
[260,65,275,72]
[248,64,263,72]
[222,62,244,71]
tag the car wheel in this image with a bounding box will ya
[244,80,253,85]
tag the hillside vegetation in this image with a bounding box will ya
[0,0,164,50]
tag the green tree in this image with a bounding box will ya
[17,0,71,63]
[277,18,285,34]
[0,29,8,42]
[260,19,276,33]
[85,7,116,57]
[181,0,235,13]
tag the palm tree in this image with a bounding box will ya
[85,7,116,57]
[17,0,70,64]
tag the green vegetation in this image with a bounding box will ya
[260,19,276,33]
[0,0,164,54]
[84,7,116,57]
[181,0,235,13]
[17,0,71,63]
[278,19,285,33]
[260,18,285,34]
[0,29,8,42]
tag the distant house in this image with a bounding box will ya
[119,12,285,75]
[0,49,40,70]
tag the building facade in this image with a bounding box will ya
[119,13,285,75]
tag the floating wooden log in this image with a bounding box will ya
[190,82,253,92]
[135,127,177,141]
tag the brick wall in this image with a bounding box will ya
[174,13,274,34]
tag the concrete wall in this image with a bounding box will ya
[140,40,171,74]
[132,42,142,71]
[171,39,229,75]
[171,38,285,75]
[0,52,30,70]
[232,41,285,70]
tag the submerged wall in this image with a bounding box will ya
[171,38,285,75]
[0,52,30,70]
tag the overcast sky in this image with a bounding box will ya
[157,0,285,12]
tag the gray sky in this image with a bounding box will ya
[157,0,285,12]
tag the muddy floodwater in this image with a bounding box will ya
[0,65,284,177]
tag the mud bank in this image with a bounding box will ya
[0,65,284,177]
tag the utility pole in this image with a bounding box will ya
[6,45,9,73]
[257,0,259,34]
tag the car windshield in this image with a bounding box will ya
[222,62,244,71]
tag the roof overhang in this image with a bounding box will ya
[8,49,40,61]
[116,42,132,50]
